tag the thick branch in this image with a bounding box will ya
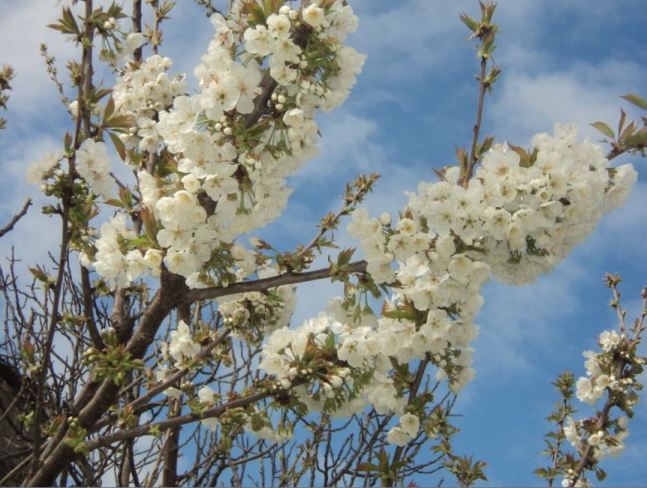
[186,260,367,303]
[161,399,180,487]
[243,25,310,129]
[26,271,186,486]
[244,74,278,129]
[606,146,626,161]
[606,142,646,162]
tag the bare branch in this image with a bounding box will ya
[186,260,367,303]
[0,199,32,239]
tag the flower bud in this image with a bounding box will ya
[379,212,391,226]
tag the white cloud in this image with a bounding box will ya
[296,110,382,182]
[160,5,217,84]
[593,180,647,256]
[489,60,646,144]
[0,0,79,115]
[473,181,647,385]
[350,0,463,83]
[475,261,585,379]
[291,268,344,328]
[462,0,647,392]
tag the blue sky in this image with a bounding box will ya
[1,0,646,485]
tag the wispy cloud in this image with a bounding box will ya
[350,0,463,83]
[0,0,78,115]
[489,60,647,144]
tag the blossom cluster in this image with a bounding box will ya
[218,282,296,342]
[561,328,645,468]
[90,214,162,286]
[168,320,202,364]
[575,331,625,406]
[26,151,63,186]
[258,308,442,443]
[258,125,637,446]
[75,139,115,200]
[82,0,364,289]
[476,126,637,284]
[113,54,187,153]
[23,0,641,455]
[258,313,371,414]
[386,413,421,447]
[345,193,489,400]
[28,138,114,200]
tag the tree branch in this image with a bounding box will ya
[86,390,272,450]
[186,260,367,303]
[569,400,614,487]
[386,358,430,486]
[0,198,31,239]
[26,271,186,486]
[462,57,488,185]
[132,0,143,63]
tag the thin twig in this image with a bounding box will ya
[0,199,31,239]
[463,57,488,184]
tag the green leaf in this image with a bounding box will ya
[104,114,133,130]
[377,448,389,469]
[91,87,112,104]
[594,466,607,482]
[103,96,115,120]
[620,120,637,141]
[29,266,50,283]
[356,462,380,472]
[119,187,133,208]
[478,135,495,156]
[106,2,127,20]
[336,248,355,268]
[624,129,647,146]
[109,131,127,161]
[590,121,615,139]
[508,143,530,166]
[160,2,176,18]
[48,7,80,36]
[618,108,627,135]
[140,207,159,245]
[127,236,152,249]
[241,1,266,25]
[459,13,478,33]
[621,93,647,111]
[104,198,124,208]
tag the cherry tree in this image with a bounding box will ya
[0,1,646,486]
